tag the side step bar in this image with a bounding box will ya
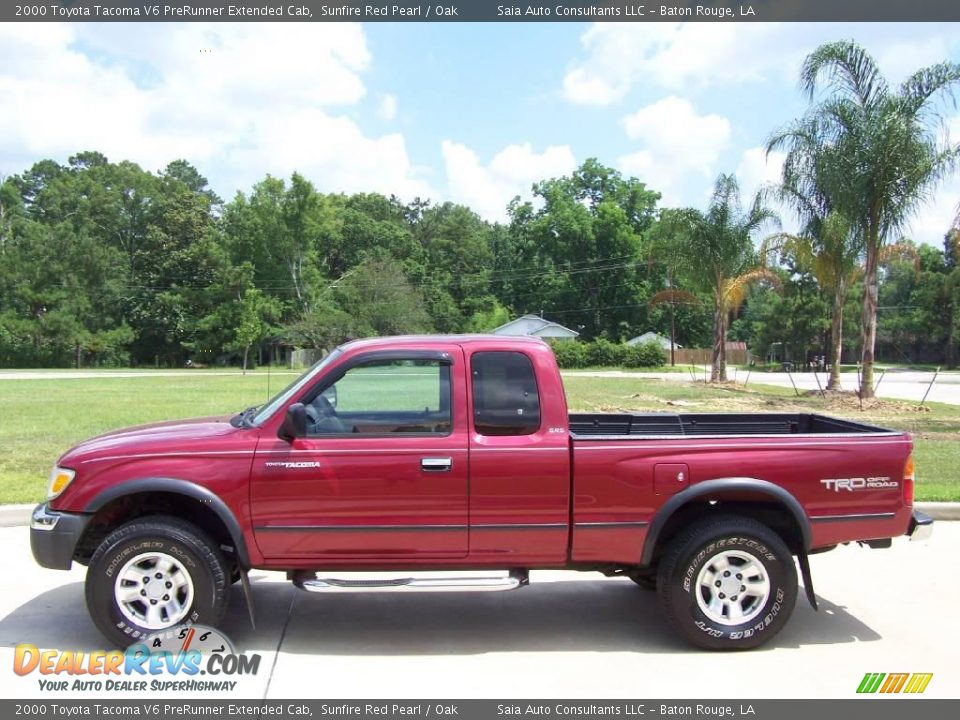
[293,570,529,594]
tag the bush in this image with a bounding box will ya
[623,341,667,368]
[586,338,627,367]
[550,340,589,368]
[550,339,666,369]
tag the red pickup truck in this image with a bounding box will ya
[31,335,931,650]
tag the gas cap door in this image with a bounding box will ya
[654,463,690,496]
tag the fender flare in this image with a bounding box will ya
[84,477,251,568]
[640,477,811,566]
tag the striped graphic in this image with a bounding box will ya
[857,672,933,694]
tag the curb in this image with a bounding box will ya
[915,502,960,521]
[0,503,34,528]
[0,502,958,528]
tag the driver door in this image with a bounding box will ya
[250,349,469,560]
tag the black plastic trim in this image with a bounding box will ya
[84,478,251,568]
[639,478,811,566]
[30,503,91,570]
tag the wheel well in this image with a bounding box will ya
[74,492,238,567]
[645,498,806,567]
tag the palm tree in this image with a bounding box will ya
[770,41,960,397]
[762,214,858,390]
[667,174,780,382]
[765,122,860,390]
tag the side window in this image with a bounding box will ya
[471,351,541,436]
[306,359,451,436]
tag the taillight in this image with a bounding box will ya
[903,454,915,506]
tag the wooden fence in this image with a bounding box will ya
[673,348,749,366]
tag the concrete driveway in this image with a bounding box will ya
[0,524,955,699]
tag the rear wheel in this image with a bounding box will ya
[85,516,229,647]
[656,515,797,650]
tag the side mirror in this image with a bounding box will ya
[278,402,307,442]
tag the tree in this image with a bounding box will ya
[232,288,280,374]
[504,160,660,339]
[761,215,858,388]
[774,41,960,396]
[661,175,780,381]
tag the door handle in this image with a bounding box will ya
[421,457,452,472]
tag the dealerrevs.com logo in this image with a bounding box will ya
[13,625,260,692]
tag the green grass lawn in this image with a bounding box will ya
[1,371,956,503]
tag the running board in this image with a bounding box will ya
[293,570,528,594]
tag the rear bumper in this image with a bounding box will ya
[907,510,933,542]
[30,503,90,570]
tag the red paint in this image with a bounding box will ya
[49,335,915,571]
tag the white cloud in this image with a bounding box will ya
[378,93,398,121]
[905,117,960,245]
[562,23,960,105]
[617,97,731,205]
[0,23,432,201]
[736,146,786,200]
[441,141,577,221]
[563,23,787,104]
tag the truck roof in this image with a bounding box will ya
[339,334,548,352]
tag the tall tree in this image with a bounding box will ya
[662,175,780,382]
[773,41,960,396]
[505,159,660,339]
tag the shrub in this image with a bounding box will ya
[586,338,627,367]
[550,340,589,368]
[623,341,667,368]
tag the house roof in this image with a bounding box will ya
[491,314,580,338]
[627,332,681,349]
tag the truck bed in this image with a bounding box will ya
[569,412,898,438]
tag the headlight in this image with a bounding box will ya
[47,466,76,499]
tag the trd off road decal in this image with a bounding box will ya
[821,477,898,492]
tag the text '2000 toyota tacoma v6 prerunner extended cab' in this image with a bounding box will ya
[31,335,932,649]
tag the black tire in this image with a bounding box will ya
[630,575,657,591]
[656,514,797,650]
[85,516,229,647]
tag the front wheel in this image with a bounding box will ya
[656,515,797,650]
[85,516,229,647]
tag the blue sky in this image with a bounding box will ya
[1,21,959,244]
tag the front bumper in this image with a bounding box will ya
[30,503,91,570]
[907,510,934,542]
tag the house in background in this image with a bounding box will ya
[627,332,681,350]
[491,314,579,340]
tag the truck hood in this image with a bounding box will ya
[59,416,240,465]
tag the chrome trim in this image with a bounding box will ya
[473,523,566,530]
[30,504,60,532]
[296,575,522,593]
[575,521,650,529]
[421,457,453,472]
[255,524,466,532]
[809,512,897,522]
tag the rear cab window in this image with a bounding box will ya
[471,351,541,436]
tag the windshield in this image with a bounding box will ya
[251,349,343,426]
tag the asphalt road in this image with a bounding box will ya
[0,524,956,700]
